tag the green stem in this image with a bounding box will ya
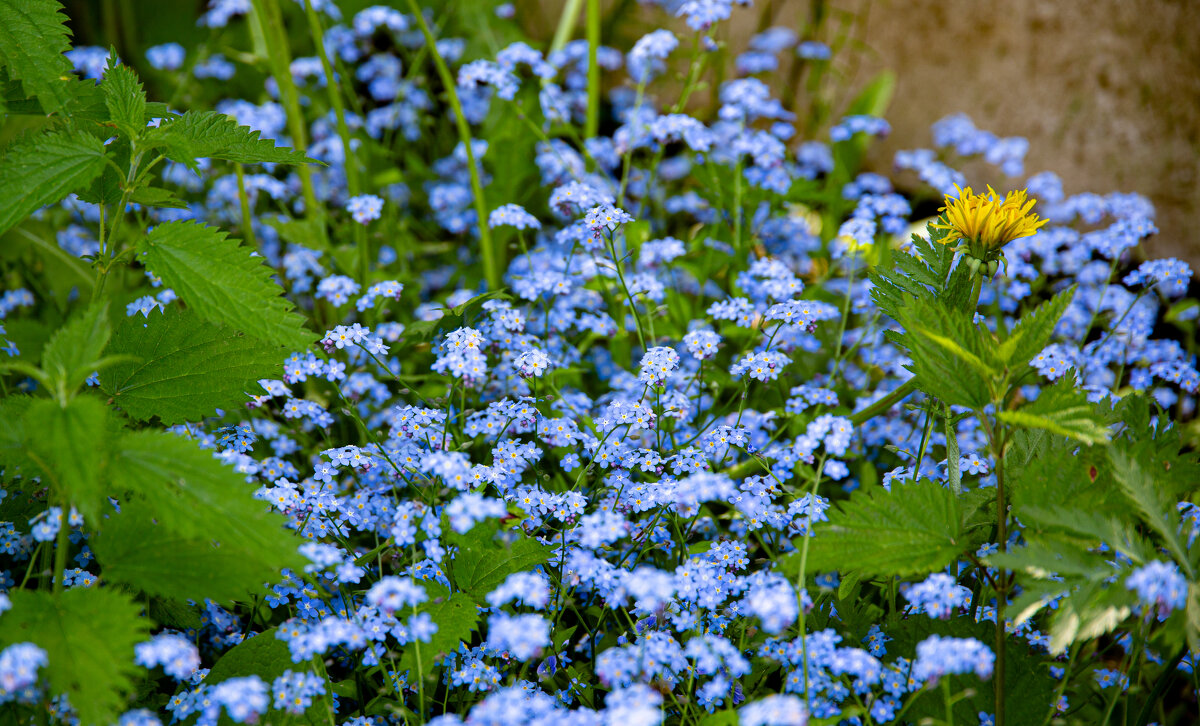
[585,0,601,139]
[1041,644,1079,726]
[235,163,257,249]
[52,507,69,595]
[942,678,956,726]
[1133,646,1187,726]
[301,0,369,284]
[406,0,499,290]
[548,0,585,57]
[250,0,319,216]
[848,378,916,426]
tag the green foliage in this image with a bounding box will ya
[781,479,973,577]
[200,627,328,725]
[136,221,315,351]
[991,407,1199,652]
[0,588,149,726]
[22,396,111,523]
[0,0,74,116]
[100,62,147,139]
[395,589,480,682]
[996,286,1075,367]
[885,615,1055,725]
[996,376,1110,445]
[144,111,314,170]
[100,307,282,425]
[94,430,305,602]
[446,521,553,605]
[888,294,995,408]
[0,130,107,236]
[37,302,122,402]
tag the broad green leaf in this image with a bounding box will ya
[200,627,327,725]
[0,0,74,116]
[0,588,149,726]
[446,522,553,605]
[137,221,315,351]
[100,430,305,598]
[94,501,290,605]
[1019,505,1154,565]
[395,591,480,682]
[780,479,968,577]
[265,215,328,252]
[129,185,189,209]
[987,541,1113,581]
[144,110,314,170]
[40,302,111,399]
[100,307,282,425]
[23,396,109,523]
[100,61,145,139]
[0,130,107,235]
[0,396,33,471]
[997,378,1110,444]
[998,286,1075,366]
[881,292,995,409]
[1005,428,1114,516]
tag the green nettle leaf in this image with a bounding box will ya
[22,396,109,523]
[40,302,112,397]
[780,479,969,577]
[0,588,149,726]
[0,130,107,236]
[144,110,314,170]
[996,377,1111,445]
[94,502,293,605]
[446,522,553,605]
[880,292,996,409]
[396,591,481,682]
[0,395,33,471]
[128,185,189,209]
[0,0,74,116]
[137,221,315,351]
[1045,580,1135,655]
[100,62,147,139]
[100,307,283,425]
[1108,445,1192,571]
[95,430,305,601]
[997,286,1076,366]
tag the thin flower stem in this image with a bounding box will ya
[406,0,499,290]
[585,0,601,139]
[250,0,319,215]
[301,0,369,284]
[235,163,257,249]
[548,0,585,57]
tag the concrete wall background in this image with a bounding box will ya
[551,0,1200,263]
[834,0,1200,264]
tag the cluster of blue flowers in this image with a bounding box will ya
[1,0,1198,724]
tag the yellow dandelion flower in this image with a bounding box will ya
[932,184,1048,260]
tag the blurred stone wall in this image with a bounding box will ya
[832,0,1200,263]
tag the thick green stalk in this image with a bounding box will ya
[301,1,370,284]
[585,0,601,139]
[250,0,319,216]
[406,0,500,290]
